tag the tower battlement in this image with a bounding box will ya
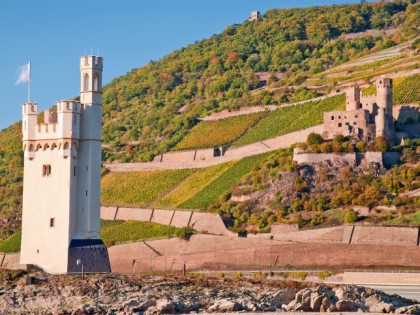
[80,55,103,69]
[57,100,81,113]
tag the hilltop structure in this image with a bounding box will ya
[20,56,110,274]
[323,77,395,145]
[249,11,261,21]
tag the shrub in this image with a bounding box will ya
[175,226,194,241]
[307,132,324,145]
[217,272,225,279]
[344,209,359,223]
[233,271,242,279]
[288,271,307,280]
[318,271,334,280]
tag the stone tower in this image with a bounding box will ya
[20,56,110,274]
[346,86,361,111]
[374,77,394,145]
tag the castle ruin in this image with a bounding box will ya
[323,77,394,145]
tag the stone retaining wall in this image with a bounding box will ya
[100,206,233,236]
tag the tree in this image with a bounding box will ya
[307,132,324,145]
[374,136,388,152]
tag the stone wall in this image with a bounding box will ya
[293,149,401,168]
[0,253,26,270]
[109,234,420,273]
[100,206,233,236]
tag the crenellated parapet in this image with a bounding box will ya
[22,99,81,160]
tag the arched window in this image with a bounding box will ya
[84,73,89,91]
[29,144,34,152]
[36,144,42,151]
[51,143,57,150]
[93,73,98,91]
[44,143,50,151]
[64,142,69,150]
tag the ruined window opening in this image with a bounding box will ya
[338,123,342,127]
[331,116,334,120]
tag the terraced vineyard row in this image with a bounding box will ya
[233,95,345,147]
[153,162,236,208]
[393,74,420,105]
[101,169,195,207]
[360,74,420,104]
[180,154,267,209]
[174,111,268,150]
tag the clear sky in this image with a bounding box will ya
[0,0,366,130]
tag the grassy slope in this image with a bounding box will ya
[174,111,267,150]
[0,230,21,253]
[101,169,195,207]
[180,154,267,209]
[100,220,180,246]
[234,94,345,147]
[153,162,236,208]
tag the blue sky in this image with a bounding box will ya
[0,0,365,130]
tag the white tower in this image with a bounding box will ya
[20,56,110,274]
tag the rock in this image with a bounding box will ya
[294,302,311,312]
[207,299,240,312]
[310,292,324,311]
[336,299,354,312]
[369,301,395,313]
[320,297,335,312]
[271,288,296,307]
[295,288,311,304]
[155,299,179,314]
[400,305,420,314]
[132,299,156,311]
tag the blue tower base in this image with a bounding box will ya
[67,239,111,273]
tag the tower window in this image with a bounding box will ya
[84,73,89,91]
[50,218,55,227]
[94,73,98,91]
[338,123,342,127]
[42,165,52,177]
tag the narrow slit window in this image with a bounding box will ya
[50,218,55,227]
[42,164,52,177]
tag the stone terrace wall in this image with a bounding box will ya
[100,206,233,236]
[109,234,420,273]
[104,125,324,172]
[0,253,25,270]
[351,226,418,246]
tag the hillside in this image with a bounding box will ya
[101,1,420,162]
[0,1,420,242]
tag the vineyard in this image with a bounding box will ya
[393,74,420,105]
[101,169,195,207]
[174,111,268,150]
[100,220,180,247]
[180,154,267,209]
[234,95,345,147]
[153,162,236,208]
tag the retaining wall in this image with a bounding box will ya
[109,234,420,273]
[101,206,233,236]
[0,253,25,270]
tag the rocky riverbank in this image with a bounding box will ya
[0,271,420,314]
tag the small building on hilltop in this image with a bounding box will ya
[249,11,261,21]
[323,77,394,146]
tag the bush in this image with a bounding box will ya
[344,209,359,223]
[217,272,225,279]
[288,271,308,280]
[307,132,324,145]
[318,270,334,280]
[175,226,194,241]
[233,271,242,279]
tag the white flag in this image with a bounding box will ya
[15,62,31,85]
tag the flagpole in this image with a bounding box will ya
[28,61,31,103]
